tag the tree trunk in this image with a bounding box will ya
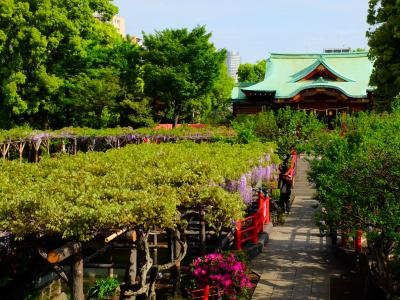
[72,251,84,300]
[42,111,49,130]
[123,230,152,298]
[173,110,180,128]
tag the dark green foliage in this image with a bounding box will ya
[367,0,400,110]
[199,64,235,124]
[0,0,154,129]
[237,59,266,83]
[66,41,153,128]
[232,108,324,158]
[0,0,120,128]
[142,26,226,126]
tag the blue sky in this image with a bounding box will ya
[113,0,370,63]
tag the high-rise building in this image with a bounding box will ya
[226,51,241,82]
[93,12,126,37]
[111,16,126,37]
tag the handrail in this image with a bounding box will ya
[187,285,223,299]
[235,191,270,250]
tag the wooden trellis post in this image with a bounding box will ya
[1,142,10,160]
[32,139,41,162]
[61,140,66,153]
[200,208,206,255]
[72,249,84,300]
[129,230,137,300]
[42,138,51,156]
[17,142,26,163]
[73,138,77,155]
[46,242,83,300]
[170,229,182,297]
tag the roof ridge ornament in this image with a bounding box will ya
[315,76,327,83]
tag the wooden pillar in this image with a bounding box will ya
[202,285,210,300]
[153,233,158,266]
[171,230,181,297]
[129,248,137,285]
[235,221,242,250]
[252,215,259,244]
[265,195,270,224]
[109,252,114,278]
[341,231,348,247]
[128,231,137,300]
[200,209,206,255]
[73,138,77,155]
[61,140,66,153]
[18,142,25,163]
[72,251,84,300]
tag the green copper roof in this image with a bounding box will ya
[231,82,254,103]
[239,52,373,99]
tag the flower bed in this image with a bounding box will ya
[187,253,253,299]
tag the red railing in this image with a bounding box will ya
[188,285,224,299]
[154,124,207,130]
[235,191,270,250]
[341,229,362,252]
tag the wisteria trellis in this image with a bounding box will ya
[222,154,278,204]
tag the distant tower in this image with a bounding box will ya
[226,51,241,82]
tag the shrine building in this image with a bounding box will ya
[231,52,374,117]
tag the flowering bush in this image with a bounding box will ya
[188,253,253,299]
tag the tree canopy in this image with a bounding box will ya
[0,2,238,129]
[367,0,400,110]
[0,0,119,128]
[237,59,266,83]
[0,0,154,129]
[142,26,226,126]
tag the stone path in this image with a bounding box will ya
[251,156,345,300]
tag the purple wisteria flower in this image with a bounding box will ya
[238,174,253,204]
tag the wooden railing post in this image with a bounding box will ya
[341,231,348,247]
[235,221,242,250]
[200,208,206,255]
[202,285,210,300]
[355,229,362,252]
[265,195,270,224]
[252,216,259,244]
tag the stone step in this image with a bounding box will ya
[292,191,315,197]
[293,186,314,190]
[293,181,313,185]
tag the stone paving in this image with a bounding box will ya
[251,157,344,300]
